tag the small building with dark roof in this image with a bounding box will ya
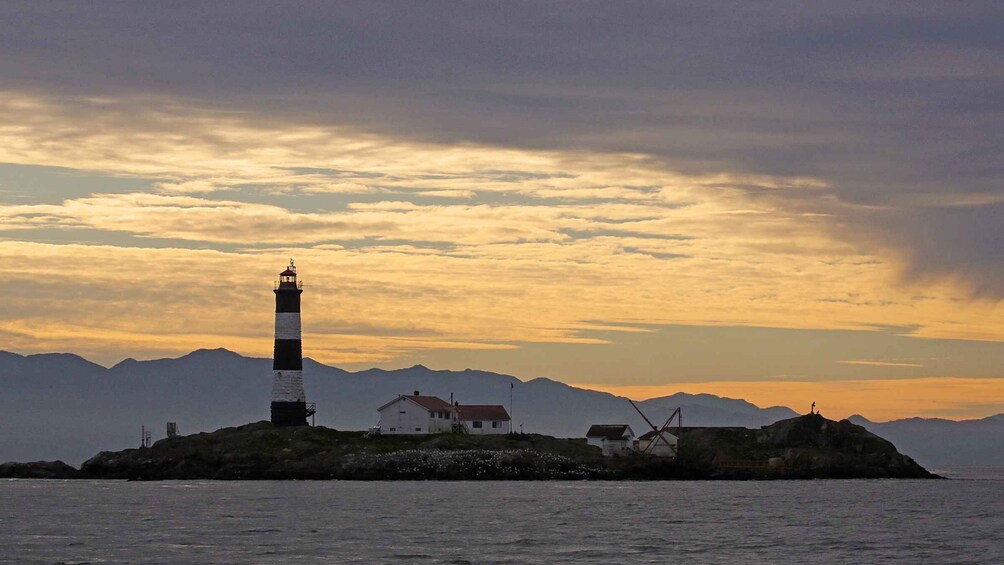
[457,404,511,435]
[585,424,636,456]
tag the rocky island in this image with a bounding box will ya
[0,460,82,479]
[2,414,935,480]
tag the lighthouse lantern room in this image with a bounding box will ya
[271,259,309,426]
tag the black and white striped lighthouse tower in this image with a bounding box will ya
[271,259,308,426]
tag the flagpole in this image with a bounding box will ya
[510,382,514,434]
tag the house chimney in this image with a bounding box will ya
[413,390,420,396]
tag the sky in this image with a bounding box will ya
[1,2,1002,421]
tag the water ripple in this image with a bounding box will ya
[0,475,1002,564]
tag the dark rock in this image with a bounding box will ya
[79,422,606,480]
[0,460,81,479]
[75,415,936,481]
[665,414,937,479]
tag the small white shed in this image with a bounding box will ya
[585,424,636,456]
[637,429,678,458]
[457,405,511,435]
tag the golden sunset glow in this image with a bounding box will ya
[2,7,1003,425]
[1,96,1002,402]
[577,378,1004,422]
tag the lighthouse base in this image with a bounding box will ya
[271,401,308,427]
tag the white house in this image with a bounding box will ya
[585,424,636,456]
[377,391,456,435]
[457,405,511,435]
[636,429,678,458]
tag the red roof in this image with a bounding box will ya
[457,405,511,421]
[405,395,455,412]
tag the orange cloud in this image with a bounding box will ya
[838,360,926,368]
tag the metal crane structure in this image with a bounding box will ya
[628,399,682,457]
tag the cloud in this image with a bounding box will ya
[838,360,926,368]
[1,203,1002,373]
[0,90,1000,380]
[155,179,227,194]
[0,94,844,252]
[0,4,1003,391]
[4,4,1002,295]
[0,93,753,205]
[300,182,379,194]
[0,193,606,245]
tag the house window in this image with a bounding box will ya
[472,421,483,428]
[390,427,396,431]
[415,427,422,432]
[492,421,500,428]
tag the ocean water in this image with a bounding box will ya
[2,473,1002,564]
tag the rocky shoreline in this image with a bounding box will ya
[1,414,937,480]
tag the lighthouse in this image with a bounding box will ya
[271,259,308,426]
